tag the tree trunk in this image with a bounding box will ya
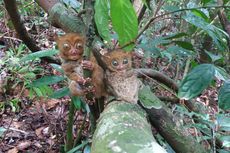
[91,101,167,153]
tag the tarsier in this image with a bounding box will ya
[103,49,143,103]
[55,33,106,98]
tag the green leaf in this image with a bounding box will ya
[71,96,82,109]
[191,9,209,22]
[67,140,89,153]
[217,114,230,131]
[219,136,230,147]
[173,41,194,50]
[33,87,43,97]
[205,51,223,62]
[23,72,36,79]
[94,0,111,42]
[165,32,187,39]
[18,66,30,73]
[50,87,70,99]
[217,149,230,153]
[110,0,138,51]
[31,76,65,87]
[21,49,58,62]
[138,85,162,109]
[0,127,6,137]
[201,0,212,5]
[39,85,53,96]
[0,45,5,49]
[214,66,229,81]
[178,64,215,100]
[218,80,230,110]
[183,13,228,51]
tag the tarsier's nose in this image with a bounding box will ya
[71,49,77,54]
[117,65,124,70]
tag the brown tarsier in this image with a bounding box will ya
[103,49,143,103]
[55,33,106,98]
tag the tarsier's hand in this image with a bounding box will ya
[82,60,94,71]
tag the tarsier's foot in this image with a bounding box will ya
[82,60,94,71]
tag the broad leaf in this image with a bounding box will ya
[50,87,70,99]
[214,66,229,81]
[138,85,162,109]
[219,136,230,148]
[218,80,230,110]
[31,76,65,87]
[217,114,230,131]
[110,0,138,51]
[178,64,215,100]
[94,0,110,42]
[21,49,58,62]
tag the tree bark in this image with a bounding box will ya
[91,101,167,153]
[3,0,40,51]
[139,101,208,153]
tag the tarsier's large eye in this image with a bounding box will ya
[76,43,83,49]
[123,58,129,64]
[111,60,119,67]
[63,43,70,50]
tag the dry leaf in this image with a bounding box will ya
[7,147,18,153]
[17,141,32,150]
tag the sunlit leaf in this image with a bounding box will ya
[110,0,138,51]
[178,64,215,100]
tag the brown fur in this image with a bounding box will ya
[56,33,106,97]
[103,49,142,103]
